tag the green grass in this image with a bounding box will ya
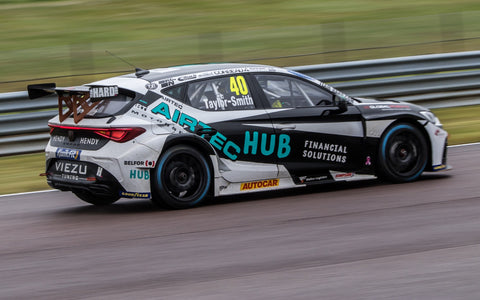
[0,152,50,195]
[2,0,480,92]
[432,105,480,144]
[1,104,479,195]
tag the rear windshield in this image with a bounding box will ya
[86,92,134,118]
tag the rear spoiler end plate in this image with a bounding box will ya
[27,83,119,123]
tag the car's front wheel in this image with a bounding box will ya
[151,145,212,209]
[377,123,428,183]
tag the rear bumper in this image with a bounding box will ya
[46,158,123,198]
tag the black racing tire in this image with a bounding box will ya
[377,123,428,183]
[73,191,120,206]
[151,145,212,209]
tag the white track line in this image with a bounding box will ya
[1,142,479,198]
[0,189,58,198]
[448,142,480,148]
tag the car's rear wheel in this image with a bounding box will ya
[377,123,428,183]
[73,191,120,206]
[151,145,212,209]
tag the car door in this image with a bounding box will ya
[181,74,280,182]
[252,73,366,183]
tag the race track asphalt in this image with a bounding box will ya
[1,144,479,299]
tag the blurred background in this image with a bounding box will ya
[2,0,480,92]
[1,0,480,194]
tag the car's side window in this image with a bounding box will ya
[186,75,256,111]
[163,85,186,102]
[254,74,334,108]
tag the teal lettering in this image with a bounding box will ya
[172,109,180,123]
[277,134,291,158]
[151,102,171,119]
[243,131,258,155]
[197,121,212,138]
[224,141,241,160]
[260,133,275,156]
[130,170,149,180]
[178,113,198,132]
[210,132,226,151]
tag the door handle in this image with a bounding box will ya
[195,127,218,136]
[275,124,296,130]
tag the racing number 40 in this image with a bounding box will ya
[230,76,248,96]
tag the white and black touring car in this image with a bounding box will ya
[28,63,449,208]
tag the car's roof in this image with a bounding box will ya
[120,63,278,82]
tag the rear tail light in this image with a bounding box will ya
[49,125,146,143]
[93,128,146,142]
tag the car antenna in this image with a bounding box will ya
[105,50,149,78]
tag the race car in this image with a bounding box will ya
[28,63,449,209]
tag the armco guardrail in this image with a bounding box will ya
[2,50,480,156]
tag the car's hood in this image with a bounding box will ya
[352,97,428,121]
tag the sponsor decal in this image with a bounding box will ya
[302,140,348,163]
[151,102,291,161]
[133,103,148,111]
[60,174,81,181]
[177,75,197,82]
[145,83,158,90]
[299,176,328,183]
[129,170,150,180]
[52,136,66,143]
[55,148,81,160]
[335,172,354,179]
[240,179,279,191]
[54,161,87,175]
[96,166,103,177]
[119,191,151,199]
[203,95,254,110]
[79,137,100,145]
[212,68,251,75]
[124,160,156,168]
[364,104,411,110]
[433,164,447,171]
[158,79,174,88]
[365,156,372,166]
[50,134,107,150]
[89,86,118,99]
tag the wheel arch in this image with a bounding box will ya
[154,134,218,197]
[376,117,431,182]
[382,118,432,170]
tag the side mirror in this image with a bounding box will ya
[334,95,348,114]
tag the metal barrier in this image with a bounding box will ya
[2,50,480,156]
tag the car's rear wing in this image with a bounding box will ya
[27,83,119,123]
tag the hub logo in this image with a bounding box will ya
[55,148,81,160]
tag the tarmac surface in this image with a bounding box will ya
[1,144,479,299]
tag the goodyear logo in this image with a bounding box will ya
[240,179,279,191]
[119,191,151,199]
[55,148,81,160]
